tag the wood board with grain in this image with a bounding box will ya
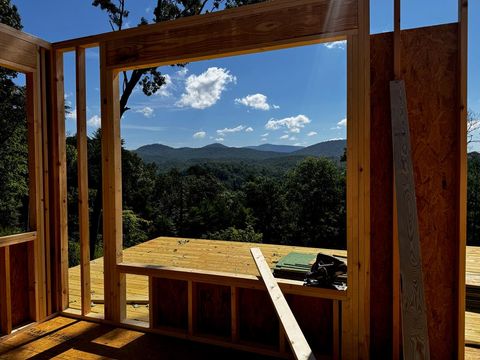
[390,79,430,359]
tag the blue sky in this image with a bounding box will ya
[11,0,480,150]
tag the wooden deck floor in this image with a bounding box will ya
[0,316,278,359]
[66,237,480,350]
[67,237,346,322]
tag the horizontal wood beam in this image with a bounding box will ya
[0,23,51,49]
[117,262,347,300]
[52,0,357,67]
[0,232,37,248]
[52,0,358,55]
[0,32,37,72]
[105,0,357,70]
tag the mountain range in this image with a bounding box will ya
[134,139,346,167]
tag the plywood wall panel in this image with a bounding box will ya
[287,295,333,357]
[10,243,31,328]
[151,278,188,330]
[238,288,279,347]
[195,283,231,338]
[369,23,460,358]
[401,24,459,359]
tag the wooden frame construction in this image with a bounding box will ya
[0,0,470,358]
[49,0,372,358]
[0,23,52,335]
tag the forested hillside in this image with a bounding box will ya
[65,132,347,266]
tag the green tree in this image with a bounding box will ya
[468,153,480,245]
[243,176,288,244]
[207,224,262,243]
[0,0,29,236]
[285,157,346,248]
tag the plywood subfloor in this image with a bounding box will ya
[0,316,278,359]
[67,237,346,322]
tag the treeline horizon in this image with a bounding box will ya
[3,78,480,268]
[65,131,347,267]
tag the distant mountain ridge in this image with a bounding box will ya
[135,139,346,167]
[245,144,304,153]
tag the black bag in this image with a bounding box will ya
[304,253,347,289]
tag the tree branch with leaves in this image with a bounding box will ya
[92,0,265,117]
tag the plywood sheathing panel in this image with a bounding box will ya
[238,288,279,347]
[402,24,459,358]
[10,243,31,328]
[151,278,188,331]
[195,283,231,338]
[369,23,460,358]
[287,295,333,357]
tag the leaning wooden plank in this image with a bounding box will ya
[250,247,316,360]
[390,80,430,360]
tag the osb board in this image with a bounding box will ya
[195,283,231,337]
[369,23,460,358]
[287,295,333,356]
[151,278,188,331]
[238,288,279,347]
[10,243,31,328]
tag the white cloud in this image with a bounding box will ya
[245,127,254,132]
[193,131,206,139]
[66,108,77,120]
[324,40,347,50]
[88,115,101,128]
[265,115,311,133]
[235,93,273,111]
[177,68,188,77]
[122,125,165,132]
[215,137,225,142]
[156,74,172,97]
[136,106,154,118]
[289,136,297,141]
[280,134,289,140]
[307,131,317,137]
[261,133,269,137]
[177,67,236,109]
[331,118,347,129]
[217,125,245,137]
[273,104,280,109]
[261,138,268,142]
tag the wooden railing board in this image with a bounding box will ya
[0,232,36,248]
